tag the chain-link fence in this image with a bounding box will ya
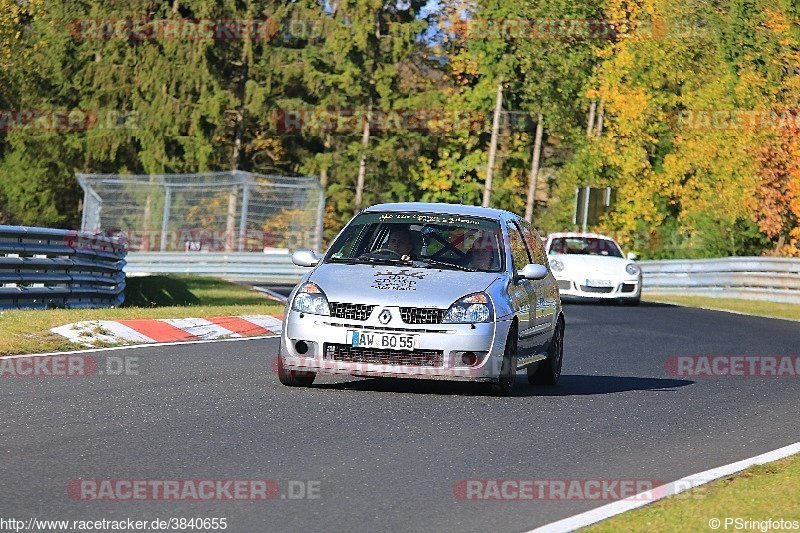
[77,171,324,252]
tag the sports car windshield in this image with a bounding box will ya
[548,237,623,258]
[326,212,504,272]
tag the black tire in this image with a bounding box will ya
[489,323,518,397]
[277,355,316,387]
[531,318,564,386]
[624,296,641,306]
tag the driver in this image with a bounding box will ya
[384,227,414,259]
[468,245,496,271]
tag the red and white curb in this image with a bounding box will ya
[51,315,283,347]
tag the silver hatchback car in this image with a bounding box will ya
[278,202,564,395]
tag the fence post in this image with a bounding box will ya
[238,182,250,252]
[160,186,172,252]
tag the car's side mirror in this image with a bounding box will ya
[515,263,549,282]
[626,252,638,261]
[292,249,320,267]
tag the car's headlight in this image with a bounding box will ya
[291,282,330,315]
[442,292,493,324]
[625,263,640,275]
[549,259,565,272]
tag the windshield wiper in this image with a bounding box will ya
[418,258,475,272]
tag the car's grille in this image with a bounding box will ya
[579,285,614,294]
[557,280,572,291]
[400,307,445,324]
[621,283,637,293]
[328,302,375,321]
[324,343,444,367]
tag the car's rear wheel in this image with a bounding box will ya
[489,323,518,397]
[277,355,316,387]
[530,317,563,386]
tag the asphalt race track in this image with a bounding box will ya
[2,303,799,532]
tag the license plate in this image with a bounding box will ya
[585,279,613,287]
[349,331,417,351]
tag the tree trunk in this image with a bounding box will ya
[142,192,152,251]
[354,12,381,212]
[774,234,786,255]
[595,98,605,137]
[319,133,332,189]
[586,100,596,137]
[225,189,237,252]
[525,114,544,223]
[226,53,248,251]
[483,79,503,208]
[354,100,372,211]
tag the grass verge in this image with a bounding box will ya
[0,275,283,356]
[643,294,800,321]
[584,453,800,532]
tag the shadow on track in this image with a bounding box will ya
[312,374,693,397]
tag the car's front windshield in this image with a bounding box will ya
[326,211,504,272]
[548,237,623,258]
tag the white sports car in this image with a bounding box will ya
[545,232,642,305]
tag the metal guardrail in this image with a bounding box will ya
[641,257,800,304]
[0,226,127,309]
[124,251,308,283]
[125,252,800,304]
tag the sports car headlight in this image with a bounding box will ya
[291,282,330,315]
[625,263,640,275]
[549,259,565,272]
[442,292,493,324]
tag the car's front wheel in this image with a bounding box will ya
[489,322,518,397]
[530,317,564,386]
[277,354,316,387]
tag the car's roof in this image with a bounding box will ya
[363,202,512,220]
[547,232,618,241]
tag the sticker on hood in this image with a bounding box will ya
[371,269,427,291]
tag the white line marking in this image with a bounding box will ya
[528,440,800,533]
[644,298,800,323]
[4,334,280,359]
[252,286,289,303]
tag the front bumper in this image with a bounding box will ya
[555,276,642,300]
[279,308,511,381]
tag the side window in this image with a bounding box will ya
[519,221,547,265]
[507,223,532,271]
